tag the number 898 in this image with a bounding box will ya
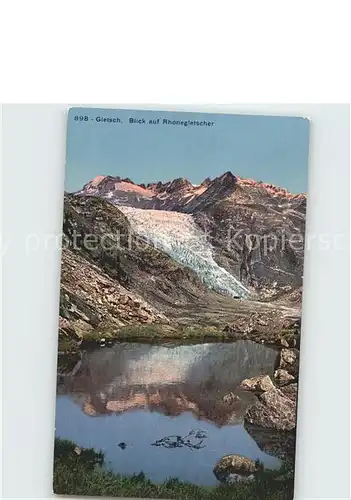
[74,115,89,121]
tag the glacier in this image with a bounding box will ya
[120,207,250,299]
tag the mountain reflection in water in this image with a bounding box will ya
[55,340,281,486]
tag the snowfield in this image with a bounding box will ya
[119,207,250,299]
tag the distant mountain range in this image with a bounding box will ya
[76,171,306,211]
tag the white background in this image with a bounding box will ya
[2,103,350,500]
[1,2,351,499]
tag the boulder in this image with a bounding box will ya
[213,454,258,482]
[279,348,299,376]
[222,392,241,404]
[280,338,290,348]
[119,294,129,305]
[274,369,295,385]
[280,333,299,349]
[244,388,296,431]
[280,383,298,403]
[239,374,275,394]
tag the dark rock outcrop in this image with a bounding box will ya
[223,310,300,346]
[274,369,295,386]
[244,387,296,432]
[278,348,300,376]
[280,383,298,403]
[239,374,275,394]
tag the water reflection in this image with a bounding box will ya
[58,340,278,425]
[56,340,281,485]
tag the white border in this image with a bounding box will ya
[1,104,350,499]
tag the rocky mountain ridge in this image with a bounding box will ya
[75,171,306,292]
[77,172,306,210]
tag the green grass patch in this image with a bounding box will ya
[104,323,239,343]
[79,323,230,344]
[82,329,116,342]
[53,438,294,499]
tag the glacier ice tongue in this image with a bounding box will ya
[120,207,250,299]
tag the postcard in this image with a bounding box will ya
[54,107,309,499]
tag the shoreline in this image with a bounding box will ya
[58,322,300,355]
[53,437,294,499]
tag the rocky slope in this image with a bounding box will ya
[59,194,244,348]
[77,171,306,292]
[59,194,301,351]
[59,171,305,349]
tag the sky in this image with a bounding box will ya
[65,108,310,194]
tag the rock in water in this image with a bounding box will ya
[214,454,258,482]
[239,374,275,394]
[244,387,296,431]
